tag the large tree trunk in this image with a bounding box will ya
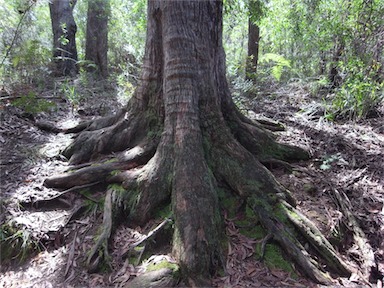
[49,0,78,76]
[85,0,109,78]
[44,0,352,285]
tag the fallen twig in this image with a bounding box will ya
[122,218,172,258]
[65,228,78,278]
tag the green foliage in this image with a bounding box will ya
[59,79,84,112]
[0,223,39,264]
[108,0,146,68]
[12,91,56,115]
[154,204,172,220]
[319,153,348,170]
[308,76,331,96]
[259,53,291,81]
[1,1,52,85]
[330,59,384,119]
[223,4,248,78]
[79,189,103,213]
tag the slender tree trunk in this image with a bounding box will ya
[85,0,109,78]
[49,0,78,77]
[246,17,260,81]
[329,42,344,89]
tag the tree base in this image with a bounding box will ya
[43,108,352,284]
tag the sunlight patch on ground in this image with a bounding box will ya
[57,118,80,130]
[0,247,67,288]
[11,210,71,237]
[38,134,73,159]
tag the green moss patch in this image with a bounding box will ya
[260,243,296,276]
[146,259,180,280]
[146,259,179,273]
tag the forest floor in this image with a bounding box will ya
[0,78,383,287]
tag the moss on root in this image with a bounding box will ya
[147,260,180,275]
[262,243,296,276]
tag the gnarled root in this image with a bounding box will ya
[207,129,351,284]
[44,111,350,284]
[125,268,178,288]
[87,188,114,272]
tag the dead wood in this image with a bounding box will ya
[332,188,376,279]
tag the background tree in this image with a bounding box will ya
[49,0,78,76]
[85,0,110,78]
[259,0,383,118]
[0,1,51,85]
[45,0,351,285]
[246,0,266,81]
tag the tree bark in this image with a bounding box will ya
[85,0,109,78]
[246,13,260,81]
[329,41,344,89]
[49,0,78,76]
[44,0,352,285]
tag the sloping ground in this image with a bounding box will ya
[0,80,383,287]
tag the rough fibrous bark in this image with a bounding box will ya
[45,0,352,285]
[49,0,78,76]
[85,0,109,78]
[246,12,260,80]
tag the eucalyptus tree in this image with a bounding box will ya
[85,0,110,78]
[49,0,78,76]
[45,0,351,285]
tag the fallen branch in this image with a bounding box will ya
[332,188,375,280]
[65,228,78,278]
[87,188,114,272]
[122,218,172,258]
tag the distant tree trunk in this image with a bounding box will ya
[85,0,109,78]
[49,0,78,76]
[329,42,344,89]
[246,19,260,81]
[319,51,326,75]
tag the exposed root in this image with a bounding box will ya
[332,188,375,279]
[126,268,178,288]
[87,188,114,272]
[43,101,350,284]
[261,158,293,172]
[224,107,310,162]
[254,203,333,284]
[44,144,155,189]
[256,119,285,132]
[282,200,351,276]
[65,109,125,134]
[207,134,351,283]
[235,120,309,162]
[258,233,273,261]
[63,109,158,164]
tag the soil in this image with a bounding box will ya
[1,79,383,287]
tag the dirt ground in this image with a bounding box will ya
[1,79,383,287]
